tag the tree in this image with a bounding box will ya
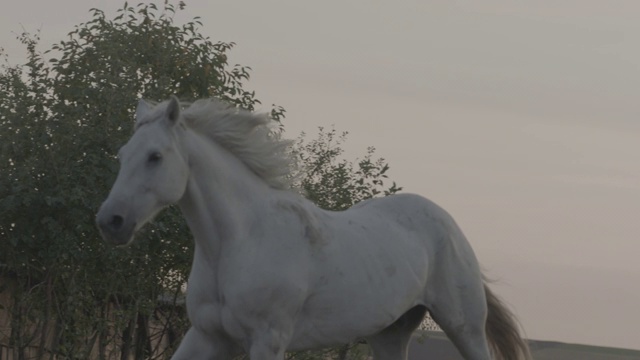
[293,126,401,211]
[0,2,402,359]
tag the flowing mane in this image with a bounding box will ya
[138,98,295,190]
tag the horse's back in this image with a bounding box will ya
[347,193,466,252]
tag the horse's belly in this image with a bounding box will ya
[289,279,425,349]
[289,307,389,350]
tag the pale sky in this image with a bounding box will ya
[2,0,639,350]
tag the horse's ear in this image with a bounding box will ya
[136,99,153,122]
[166,96,181,125]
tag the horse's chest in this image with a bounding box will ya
[183,279,243,342]
[186,254,309,342]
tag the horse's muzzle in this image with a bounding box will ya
[96,209,136,246]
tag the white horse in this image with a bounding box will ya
[96,96,531,360]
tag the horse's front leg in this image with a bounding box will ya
[171,327,240,360]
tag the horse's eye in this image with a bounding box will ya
[148,152,162,163]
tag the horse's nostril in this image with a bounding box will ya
[110,215,124,229]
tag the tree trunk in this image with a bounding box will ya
[120,317,134,360]
[134,313,151,359]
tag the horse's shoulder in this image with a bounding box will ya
[271,195,319,218]
[267,195,329,231]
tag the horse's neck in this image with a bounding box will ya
[177,132,273,261]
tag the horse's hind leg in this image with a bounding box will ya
[365,305,427,360]
[425,270,492,359]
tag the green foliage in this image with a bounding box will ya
[0,2,401,359]
[294,127,401,211]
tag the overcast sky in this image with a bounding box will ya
[2,0,639,350]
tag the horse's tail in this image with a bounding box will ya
[484,283,532,360]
